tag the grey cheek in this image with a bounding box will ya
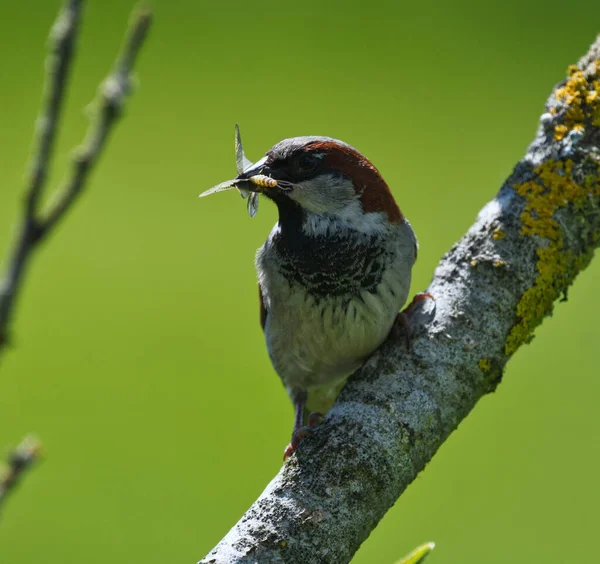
[290,175,356,213]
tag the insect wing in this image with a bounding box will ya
[235,124,254,175]
[198,179,238,198]
[247,192,259,217]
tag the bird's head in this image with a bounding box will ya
[237,136,403,229]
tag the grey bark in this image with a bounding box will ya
[200,38,600,563]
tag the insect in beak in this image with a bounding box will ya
[199,124,267,217]
[199,125,295,217]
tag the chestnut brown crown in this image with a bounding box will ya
[241,137,403,223]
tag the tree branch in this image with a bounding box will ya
[40,5,152,234]
[0,1,152,354]
[0,436,41,511]
[26,0,81,218]
[0,0,151,519]
[200,38,600,563]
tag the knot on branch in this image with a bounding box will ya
[101,75,130,115]
[49,0,80,51]
[0,436,41,505]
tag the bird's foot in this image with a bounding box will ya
[405,292,435,314]
[283,412,323,460]
[391,292,435,350]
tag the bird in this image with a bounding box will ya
[202,129,422,459]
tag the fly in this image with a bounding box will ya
[199,124,264,217]
[199,125,296,216]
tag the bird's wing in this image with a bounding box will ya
[259,283,268,331]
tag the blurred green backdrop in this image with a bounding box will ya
[0,1,599,562]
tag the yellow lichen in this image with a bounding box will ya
[478,358,492,372]
[552,61,600,138]
[493,259,507,268]
[470,259,478,267]
[506,159,600,355]
[554,124,568,140]
[492,229,505,240]
[592,106,600,127]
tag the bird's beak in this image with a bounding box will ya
[237,156,267,179]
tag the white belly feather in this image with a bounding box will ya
[256,219,415,413]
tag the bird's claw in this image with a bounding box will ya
[404,292,435,314]
[391,292,435,350]
[283,412,323,460]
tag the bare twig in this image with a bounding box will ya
[40,6,152,233]
[0,436,42,511]
[0,1,152,354]
[26,0,82,218]
[0,0,83,349]
[200,38,600,563]
[0,0,150,522]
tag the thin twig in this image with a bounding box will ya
[40,6,152,233]
[0,2,152,354]
[0,436,42,511]
[26,0,82,218]
[0,0,83,349]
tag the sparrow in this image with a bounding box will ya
[201,127,420,458]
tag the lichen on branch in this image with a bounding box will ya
[507,158,600,354]
[504,51,600,355]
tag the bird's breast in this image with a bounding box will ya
[272,228,389,299]
[256,220,416,409]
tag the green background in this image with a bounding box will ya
[0,1,599,562]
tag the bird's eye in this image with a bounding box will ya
[295,153,320,174]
